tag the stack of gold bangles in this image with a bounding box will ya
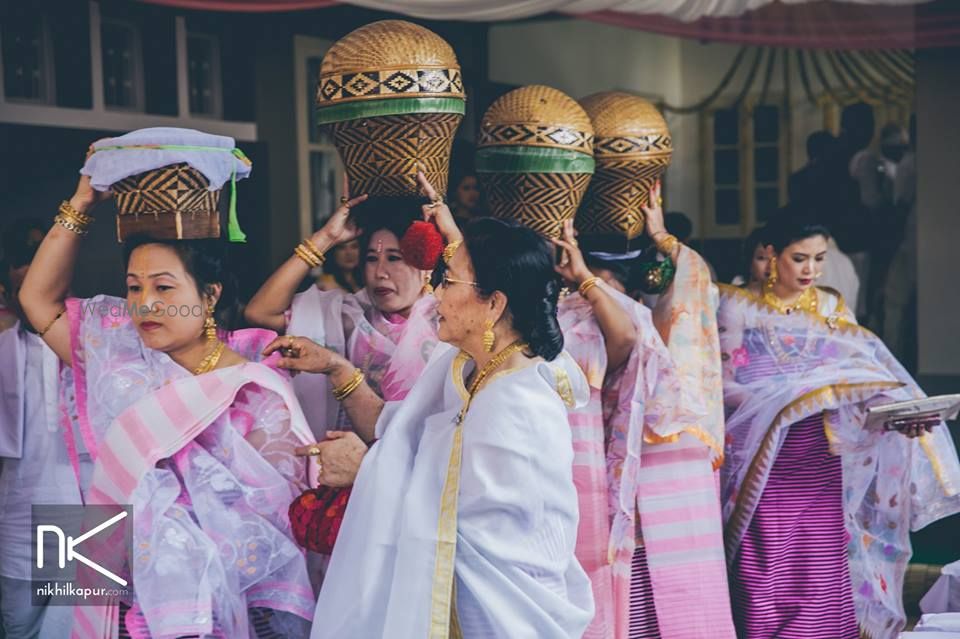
[578,276,601,297]
[332,368,365,402]
[55,200,94,236]
[294,238,326,268]
[652,232,679,255]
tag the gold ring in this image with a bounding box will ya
[570,239,579,247]
[287,335,295,347]
[339,196,349,205]
[657,197,663,206]
[307,445,321,456]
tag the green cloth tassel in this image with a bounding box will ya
[226,167,246,243]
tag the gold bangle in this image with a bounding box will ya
[37,307,66,337]
[294,244,321,268]
[578,276,601,297]
[301,238,326,264]
[54,213,90,236]
[654,233,679,255]
[59,200,94,225]
[442,240,462,266]
[332,368,365,402]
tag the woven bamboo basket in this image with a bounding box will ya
[578,91,672,240]
[476,85,595,238]
[316,20,465,197]
[112,163,220,241]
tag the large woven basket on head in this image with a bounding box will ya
[316,20,465,198]
[476,85,594,238]
[578,91,672,241]
[112,163,220,241]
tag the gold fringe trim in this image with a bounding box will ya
[643,426,725,470]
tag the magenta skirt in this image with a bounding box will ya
[730,413,859,639]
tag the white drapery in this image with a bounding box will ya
[340,0,930,22]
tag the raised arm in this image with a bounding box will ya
[552,219,637,373]
[263,335,384,443]
[19,172,111,364]
[244,182,367,332]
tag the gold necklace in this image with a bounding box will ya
[761,283,819,315]
[455,340,529,425]
[194,340,225,375]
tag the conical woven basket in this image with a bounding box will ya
[578,91,672,240]
[112,163,220,241]
[316,20,465,197]
[476,85,594,238]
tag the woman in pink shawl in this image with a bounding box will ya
[244,191,440,567]
[719,215,960,638]
[557,181,735,639]
[20,172,317,638]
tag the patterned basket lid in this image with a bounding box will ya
[316,20,465,125]
[577,92,672,241]
[478,85,594,159]
[579,91,671,162]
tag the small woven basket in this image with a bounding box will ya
[316,20,465,197]
[578,92,672,240]
[112,163,220,241]
[476,85,595,238]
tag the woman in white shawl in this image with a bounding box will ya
[265,189,595,638]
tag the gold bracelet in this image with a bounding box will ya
[578,276,601,297]
[37,307,66,337]
[442,240,462,266]
[54,213,90,236]
[59,200,94,224]
[654,233,679,255]
[332,368,365,402]
[301,238,326,264]
[294,244,321,268]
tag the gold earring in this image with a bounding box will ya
[205,303,217,342]
[765,255,779,292]
[482,319,496,353]
[422,273,434,296]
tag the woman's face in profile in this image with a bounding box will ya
[434,245,485,349]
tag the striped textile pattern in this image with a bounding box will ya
[730,413,859,639]
[629,544,661,638]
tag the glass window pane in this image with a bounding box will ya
[755,187,780,222]
[714,149,740,186]
[754,146,779,183]
[310,151,337,229]
[102,22,140,109]
[187,35,217,116]
[753,105,780,144]
[2,15,47,102]
[715,189,740,226]
[713,109,738,146]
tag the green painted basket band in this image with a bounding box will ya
[475,146,595,175]
[316,97,465,125]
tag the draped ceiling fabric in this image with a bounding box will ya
[138,0,960,49]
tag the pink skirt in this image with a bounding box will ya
[730,413,859,639]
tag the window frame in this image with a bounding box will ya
[0,11,56,105]
[99,17,145,112]
[294,34,342,241]
[701,95,790,238]
[185,30,223,119]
